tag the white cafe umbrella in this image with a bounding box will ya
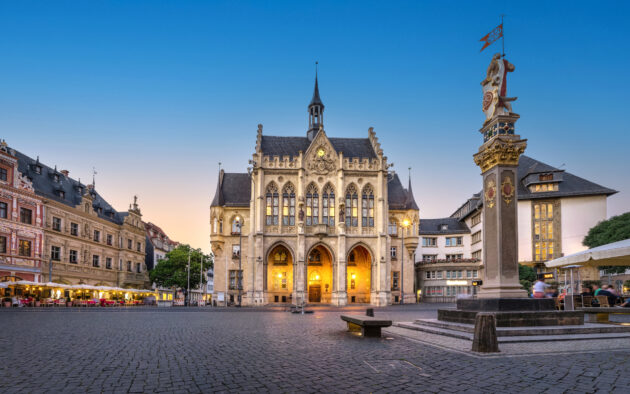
[545,238,630,269]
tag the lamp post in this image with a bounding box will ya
[186,249,190,306]
[199,253,204,307]
[236,216,242,307]
[401,218,410,305]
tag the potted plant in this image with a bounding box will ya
[66,296,72,307]
[2,297,11,308]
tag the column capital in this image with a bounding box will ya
[473,134,527,173]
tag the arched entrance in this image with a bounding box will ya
[266,244,294,303]
[306,244,333,303]
[347,244,372,304]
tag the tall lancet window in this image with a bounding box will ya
[306,183,319,226]
[362,185,375,227]
[345,185,358,227]
[266,183,279,226]
[322,184,335,227]
[282,183,296,226]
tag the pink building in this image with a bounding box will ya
[0,140,45,282]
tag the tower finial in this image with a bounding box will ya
[307,62,324,141]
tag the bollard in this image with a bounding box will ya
[472,312,499,353]
[366,308,374,317]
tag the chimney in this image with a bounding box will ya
[61,170,69,177]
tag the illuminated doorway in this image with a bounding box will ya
[347,245,372,303]
[307,245,333,304]
[266,244,293,303]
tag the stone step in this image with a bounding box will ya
[395,322,630,343]
[395,322,474,340]
[412,318,630,337]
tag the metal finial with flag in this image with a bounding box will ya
[480,23,503,52]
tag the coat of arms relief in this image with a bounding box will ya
[306,145,336,175]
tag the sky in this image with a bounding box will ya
[2,1,629,253]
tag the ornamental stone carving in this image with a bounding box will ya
[473,135,527,173]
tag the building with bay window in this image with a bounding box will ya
[0,141,45,282]
[210,76,419,306]
[415,155,616,301]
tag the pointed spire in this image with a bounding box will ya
[307,62,325,141]
[405,167,419,210]
[310,62,324,107]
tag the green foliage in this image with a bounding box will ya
[583,212,630,274]
[149,244,213,291]
[518,264,537,292]
[624,280,630,289]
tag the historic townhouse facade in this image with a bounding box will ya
[10,145,149,288]
[416,155,616,301]
[210,77,419,306]
[0,141,45,282]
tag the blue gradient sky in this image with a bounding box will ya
[2,1,629,252]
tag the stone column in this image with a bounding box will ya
[473,114,527,299]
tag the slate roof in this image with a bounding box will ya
[517,155,616,200]
[451,155,617,220]
[12,148,127,225]
[387,173,419,211]
[260,135,377,160]
[211,170,419,211]
[419,218,470,235]
[210,171,251,207]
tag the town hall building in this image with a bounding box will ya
[210,76,419,306]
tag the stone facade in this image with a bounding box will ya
[210,78,419,306]
[7,143,150,288]
[0,141,45,282]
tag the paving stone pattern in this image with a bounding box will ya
[1,305,630,393]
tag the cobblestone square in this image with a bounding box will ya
[1,305,630,393]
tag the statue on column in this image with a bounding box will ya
[481,53,517,121]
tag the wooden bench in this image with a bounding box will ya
[578,307,630,323]
[340,315,392,338]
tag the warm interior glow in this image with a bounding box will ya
[351,273,356,279]
[402,218,410,227]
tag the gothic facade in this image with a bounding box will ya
[210,77,419,306]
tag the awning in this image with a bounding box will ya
[545,238,630,269]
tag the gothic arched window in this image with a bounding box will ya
[362,185,374,227]
[345,184,358,227]
[322,183,335,227]
[266,183,279,226]
[282,183,296,226]
[306,183,319,226]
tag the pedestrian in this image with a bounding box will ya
[532,278,549,299]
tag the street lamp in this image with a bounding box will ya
[235,216,242,307]
[401,218,411,305]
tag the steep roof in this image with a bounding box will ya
[419,218,470,235]
[210,170,251,207]
[260,135,377,160]
[517,155,617,200]
[451,155,617,220]
[12,148,127,225]
[388,173,419,211]
[309,74,324,108]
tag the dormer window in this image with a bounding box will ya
[34,165,41,174]
[531,183,558,193]
[539,174,554,181]
[441,224,448,231]
[53,174,59,182]
[58,190,65,199]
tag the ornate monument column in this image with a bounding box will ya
[473,53,528,299]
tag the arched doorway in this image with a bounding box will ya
[266,244,293,303]
[347,245,372,304]
[306,244,333,303]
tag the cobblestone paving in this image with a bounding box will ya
[1,305,630,393]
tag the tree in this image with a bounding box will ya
[582,212,630,274]
[149,244,213,304]
[519,264,537,294]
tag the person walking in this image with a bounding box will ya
[533,278,549,299]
